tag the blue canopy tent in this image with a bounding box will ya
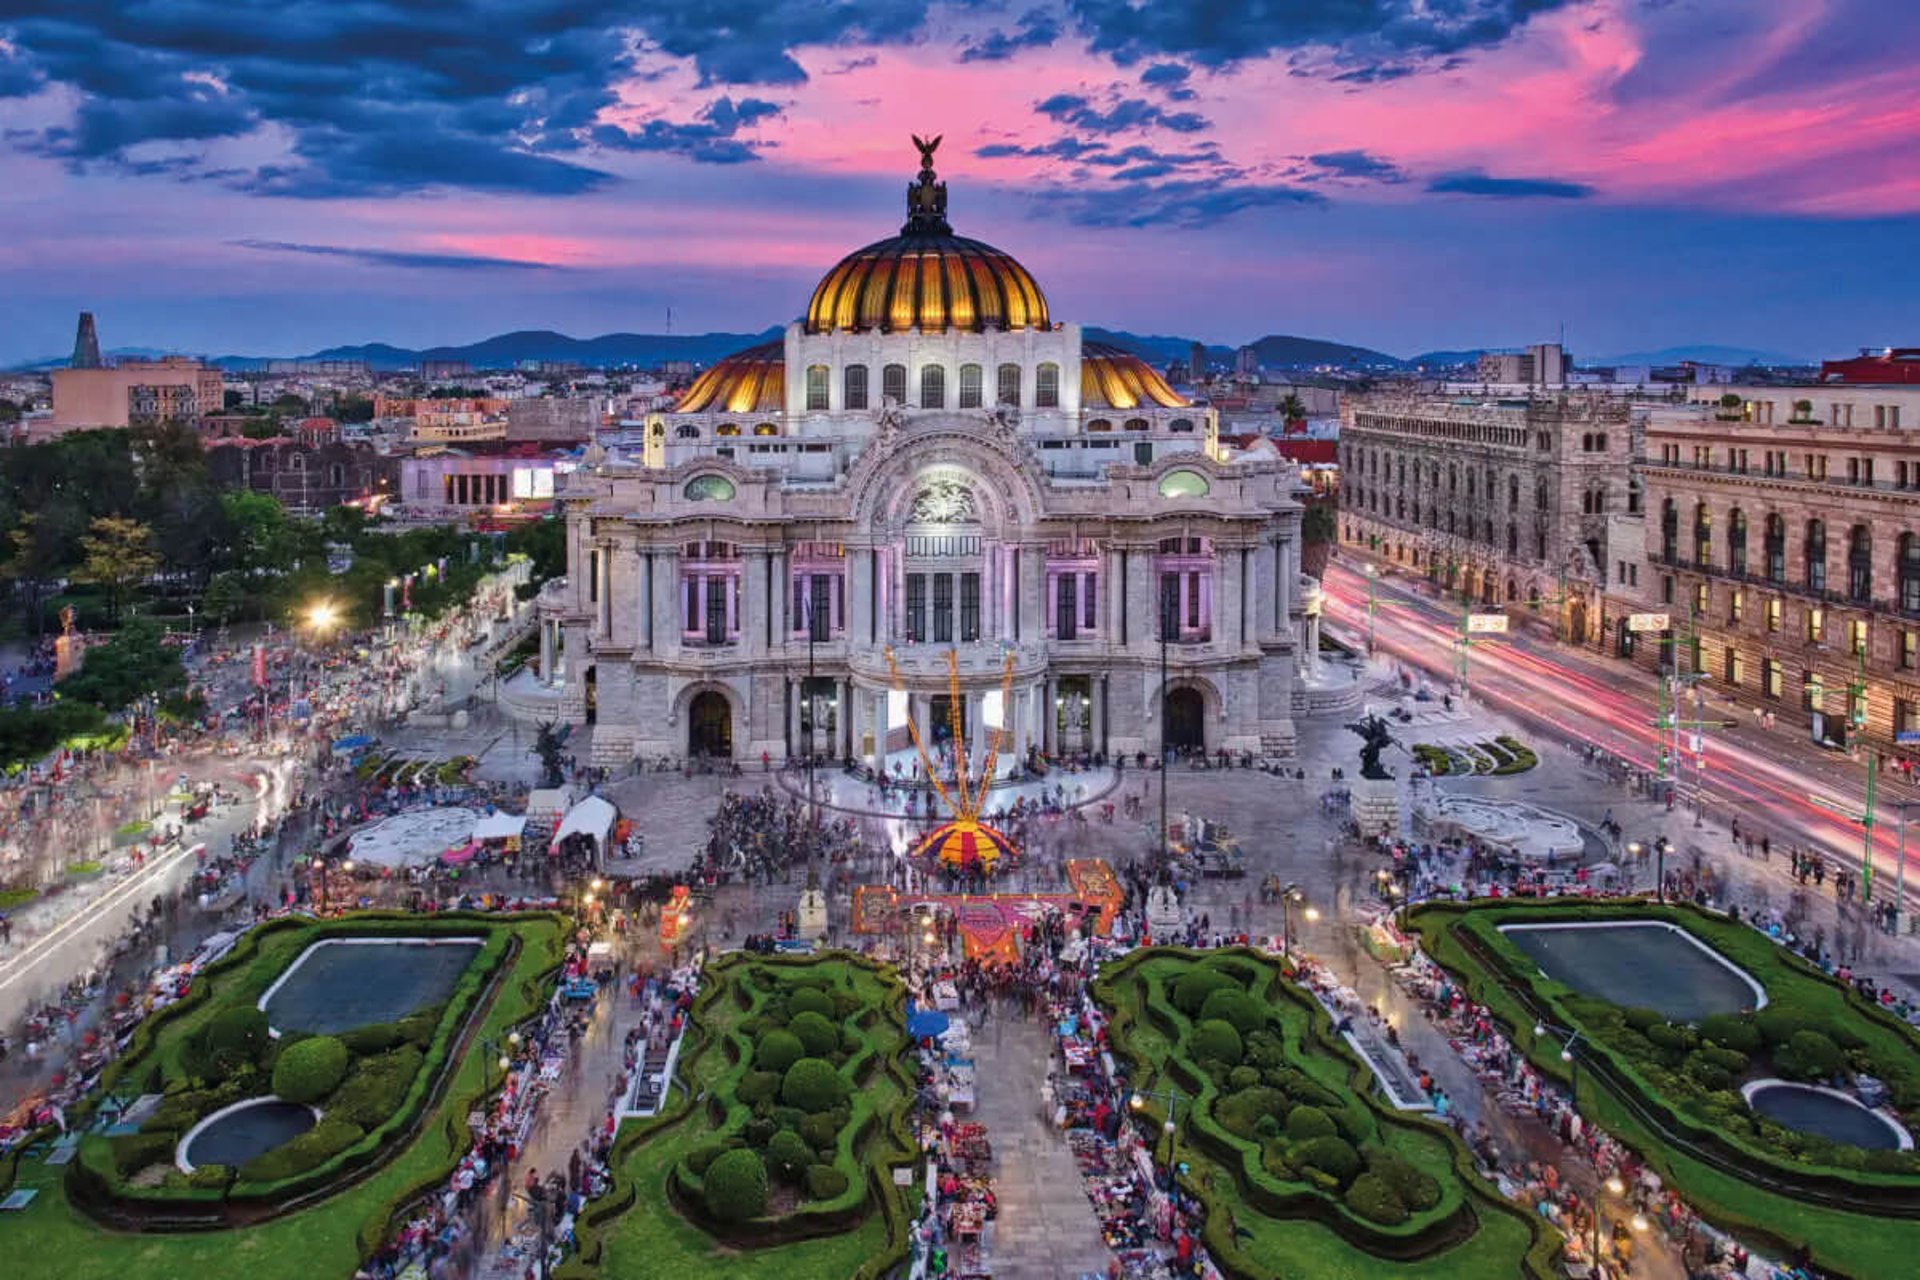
[905,1004,951,1041]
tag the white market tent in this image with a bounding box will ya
[348,807,482,867]
[527,787,575,821]
[551,795,618,866]
[472,812,527,843]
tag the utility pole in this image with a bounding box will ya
[1851,644,1874,901]
[1159,575,1173,867]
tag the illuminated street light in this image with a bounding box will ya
[307,599,340,637]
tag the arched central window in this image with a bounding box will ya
[997,363,1020,407]
[1728,508,1747,575]
[882,363,907,405]
[1806,519,1827,592]
[1764,514,1785,583]
[957,363,983,409]
[1901,533,1920,615]
[1693,503,1712,564]
[1035,362,1060,408]
[1848,524,1873,602]
[804,364,829,411]
[919,364,945,410]
[843,364,869,410]
[1660,499,1677,561]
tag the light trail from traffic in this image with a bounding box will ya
[1323,559,1915,900]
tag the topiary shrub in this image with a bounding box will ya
[799,1112,841,1151]
[1365,1148,1440,1211]
[272,1035,350,1104]
[1777,1029,1844,1081]
[1227,1066,1261,1091]
[1755,1007,1816,1048]
[1190,1018,1243,1067]
[1621,1007,1664,1034]
[1285,1105,1335,1141]
[738,1070,783,1107]
[781,1058,847,1113]
[1699,1014,1762,1055]
[187,1164,233,1191]
[756,1028,802,1074]
[1171,969,1237,1017]
[787,988,834,1019]
[805,1163,850,1200]
[338,1022,407,1057]
[110,1131,177,1177]
[1214,1086,1287,1139]
[1199,988,1265,1035]
[686,1144,723,1175]
[765,1130,812,1183]
[203,1007,272,1072]
[788,1011,839,1059]
[1345,1171,1410,1224]
[1295,1135,1361,1186]
[704,1148,768,1222]
[326,1044,424,1129]
[395,1006,442,1048]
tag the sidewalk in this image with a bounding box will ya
[968,1006,1114,1280]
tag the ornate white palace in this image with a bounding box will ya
[536,140,1309,767]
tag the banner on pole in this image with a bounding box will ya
[251,643,266,688]
[1466,613,1509,634]
[1628,612,1671,632]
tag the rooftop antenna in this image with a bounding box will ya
[665,305,672,336]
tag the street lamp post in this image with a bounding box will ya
[1654,836,1671,905]
[1130,1084,1190,1181]
[1535,1019,1585,1102]
[1279,883,1318,956]
[1159,579,1173,867]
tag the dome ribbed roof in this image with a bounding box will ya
[675,340,784,414]
[1081,342,1188,410]
[804,137,1050,335]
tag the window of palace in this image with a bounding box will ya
[1158,469,1210,498]
[1806,519,1828,591]
[1048,538,1101,641]
[1123,417,1149,432]
[789,542,846,639]
[997,363,1020,406]
[805,364,829,411]
[844,364,869,410]
[1036,362,1060,408]
[920,364,946,409]
[676,423,700,438]
[883,363,907,404]
[684,474,737,502]
[753,422,779,436]
[1086,418,1112,432]
[1155,536,1213,643]
[715,423,740,436]
[680,541,741,646]
[958,363,983,409]
[1169,418,1195,432]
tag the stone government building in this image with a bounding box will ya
[533,141,1311,767]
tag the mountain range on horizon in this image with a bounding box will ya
[6,328,1818,375]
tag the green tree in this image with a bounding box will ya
[1279,392,1306,423]
[223,388,245,411]
[202,571,252,625]
[335,395,375,423]
[77,515,160,624]
[0,398,20,423]
[219,490,299,573]
[532,721,566,788]
[1,511,81,636]
[58,619,187,710]
[270,392,310,417]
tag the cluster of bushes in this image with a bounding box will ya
[676,964,888,1231]
[1487,736,1538,774]
[82,920,510,1209]
[1409,739,1536,778]
[1570,996,1920,1173]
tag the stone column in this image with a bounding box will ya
[1019,544,1044,644]
[850,549,873,648]
[1091,676,1106,750]
[653,549,681,659]
[638,553,653,651]
[1128,549,1155,653]
[1217,548,1240,652]
[771,548,789,650]
[745,550,770,656]
[539,618,554,685]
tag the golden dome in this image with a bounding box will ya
[804,137,1050,335]
[1081,342,1188,410]
[676,340,784,414]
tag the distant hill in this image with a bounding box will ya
[1083,328,1234,369]
[1407,349,1485,369]
[295,327,783,372]
[1587,344,1814,368]
[1243,333,1402,369]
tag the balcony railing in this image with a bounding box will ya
[1657,554,1920,617]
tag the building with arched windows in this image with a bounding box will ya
[534,141,1308,766]
[1639,392,1920,752]
[1336,393,1635,646]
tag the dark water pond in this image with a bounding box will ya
[1746,1082,1908,1150]
[1501,922,1759,1022]
[180,1099,316,1169]
[262,938,478,1034]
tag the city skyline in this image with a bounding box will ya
[1,0,1916,364]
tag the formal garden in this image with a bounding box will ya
[1091,946,1559,1279]
[1410,735,1538,777]
[1410,898,1920,1278]
[561,951,917,1280]
[0,911,566,1280]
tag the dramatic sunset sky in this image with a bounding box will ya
[1,0,1915,363]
